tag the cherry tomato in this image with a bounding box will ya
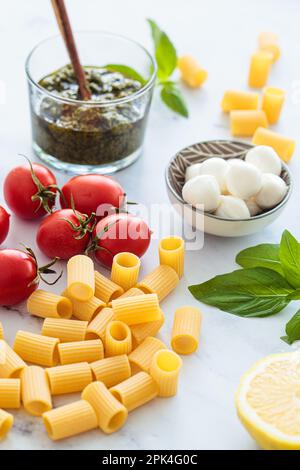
[60,174,125,217]
[4,161,58,220]
[91,213,151,267]
[0,206,10,244]
[37,209,93,260]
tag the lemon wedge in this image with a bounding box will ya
[235,351,300,450]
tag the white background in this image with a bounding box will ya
[0,0,299,450]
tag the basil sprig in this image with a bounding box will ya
[189,230,300,343]
[147,19,189,118]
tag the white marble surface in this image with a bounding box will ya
[0,0,299,450]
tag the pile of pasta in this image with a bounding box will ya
[0,236,202,441]
[221,32,295,163]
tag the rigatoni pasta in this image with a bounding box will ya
[86,308,114,341]
[248,51,272,88]
[94,270,124,304]
[112,293,161,325]
[258,32,280,62]
[159,237,185,279]
[221,90,259,112]
[150,350,182,397]
[137,265,179,302]
[110,372,158,411]
[43,400,98,441]
[67,255,95,301]
[46,362,92,395]
[128,337,167,374]
[131,311,165,348]
[14,331,59,367]
[111,252,141,291]
[27,290,72,319]
[0,378,21,408]
[230,110,268,137]
[171,306,202,355]
[21,366,52,416]
[58,339,104,365]
[105,321,132,357]
[90,355,131,388]
[252,127,295,162]
[41,318,88,343]
[82,381,128,434]
[0,409,13,440]
[262,87,285,124]
[0,340,26,378]
[177,55,207,88]
[108,287,144,307]
[62,289,105,322]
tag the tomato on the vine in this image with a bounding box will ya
[0,206,10,245]
[4,159,58,220]
[60,174,125,218]
[37,209,94,260]
[89,213,151,267]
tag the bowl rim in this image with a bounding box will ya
[165,139,293,223]
[25,30,157,108]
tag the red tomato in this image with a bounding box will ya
[91,213,151,267]
[4,161,57,220]
[37,209,93,260]
[0,206,10,244]
[60,174,125,217]
[0,249,38,305]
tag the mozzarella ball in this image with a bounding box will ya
[185,163,202,181]
[226,159,262,199]
[198,157,228,193]
[245,146,282,176]
[182,175,221,212]
[255,174,287,209]
[215,195,250,219]
[245,197,262,216]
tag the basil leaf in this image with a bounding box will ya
[236,244,283,275]
[279,230,300,288]
[147,19,177,81]
[105,64,146,85]
[281,309,300,344]
[160,83,189,118]
[188,267,294,317]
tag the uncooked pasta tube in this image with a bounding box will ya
[159,237,185,279]
[112,294,161,325]
[27,290,72,319]
[248,51,272,88]
[128,337,167,374]
[258,32,280,62]
[86,308,114,341]
[171,306,202,355]
[82,381,128,434]
[0,409,13,440]
[111,252,141,292]
[137,265,179,302]
[46,362,92,395]
[252,127,295,162]
[108,287,144,307]
[0,340,26,378]
[94,270,124,303]
[41,318,88,343]
[90,355,131,388]
[177,55,207,88]
[0,322,3,340]
[58,339,104,365]
[43,400,98,441]
[67,255,95,301]
[0,378,21,408]
[131,311,165,348]
[14,331,59,367]
[150,349,182,397]
[230,110,268,137]
[105,321,132,357]
[21,366,52,416]
[221,90,259,112]
[110,372,158,411]
[262,87,285,124]
[62,289,105,322]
